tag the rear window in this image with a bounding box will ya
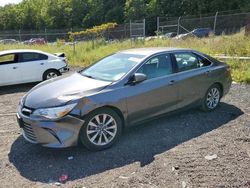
[202,54,221,64]
[19,53,48,62]
[174,52,199,72]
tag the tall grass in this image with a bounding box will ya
[0,32,249,82]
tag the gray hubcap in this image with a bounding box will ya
[46,72,58,79]
[206,87,220,109]
[86,114,117,146]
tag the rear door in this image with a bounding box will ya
[172,51,212,108]
[0,53,23,86]
[17,52,49,82]
[125,53,179,125]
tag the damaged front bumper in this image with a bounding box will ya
[16,106,84,148]
[59,66,70,73]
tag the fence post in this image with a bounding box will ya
[19,29,21,41]
[124,24,127,38]
[213,11,218,34]
[129,20,132,38]
[71,28,76,54]
[157,17,159,35]
[73,41,76,54]
[177,17,181,35]
[45,28,47,42]
[143,19,146,37]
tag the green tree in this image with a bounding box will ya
[124,0,147,21]
[0,0,249,31]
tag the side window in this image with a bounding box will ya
[197,55,212,67]
[0,54,17,65]
[39,53,48,60]
[19,53,48,62]
[174,52,199,72]
[137,54,173,79]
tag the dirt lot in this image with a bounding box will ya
[0,79,249,188]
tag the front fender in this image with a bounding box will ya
[77,92,128,126]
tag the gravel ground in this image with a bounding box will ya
[0,76,249,188]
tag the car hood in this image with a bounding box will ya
[24,73,112,109]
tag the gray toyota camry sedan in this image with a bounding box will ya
[16,48,232,150]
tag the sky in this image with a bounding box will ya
[0,0,22,7]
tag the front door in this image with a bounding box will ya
[125,53,179,125]
[0,53,23,86]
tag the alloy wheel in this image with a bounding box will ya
[206,87,220,109]
[86,113,117,146]
[46,72,58,79]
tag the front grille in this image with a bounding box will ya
[23,123,37,143]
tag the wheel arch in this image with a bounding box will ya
[201,82,223,112]
[104,105,125,128]
[42,68,61,80]
[213,82,224,97]
[81,105,126,128]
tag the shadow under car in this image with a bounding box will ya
[8,102,243,183]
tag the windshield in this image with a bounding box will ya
[81,53,145,81]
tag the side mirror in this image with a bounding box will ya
[129,73,147,85]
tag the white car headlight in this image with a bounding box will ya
[33,103,77,120]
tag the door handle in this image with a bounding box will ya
[13,66,18,69]
[169,80,175,85]
[40,63,44,65]
[205,70,211,74]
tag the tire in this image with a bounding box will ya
[79,108,122,151]
[43,70,60,80]
[201,84,222,112]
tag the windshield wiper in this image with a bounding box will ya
[83,74,93,79]
[81,73,112,82]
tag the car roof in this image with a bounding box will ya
[119,47,191,56]
[0,49,48,56]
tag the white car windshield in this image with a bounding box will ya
[81,53,145,81]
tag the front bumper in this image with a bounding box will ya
[16,106,84,148]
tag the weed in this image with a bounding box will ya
[0,32,249,82]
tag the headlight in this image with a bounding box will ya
[33,103,77,120]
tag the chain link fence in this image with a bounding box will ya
[103,20,145,41]
[0,11,249,42]
[129,19,146,38]
[157,11,250,35]
[0,19,146,43]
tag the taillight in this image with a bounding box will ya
[226,65,231,72]
[63,58,68,64]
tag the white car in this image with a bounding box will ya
[0,49,69,86]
